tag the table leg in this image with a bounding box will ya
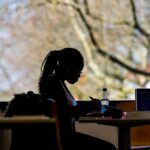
[118,126,130,150]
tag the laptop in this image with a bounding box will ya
[135,88,150,111]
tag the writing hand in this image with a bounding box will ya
[86,111,102,117]
[89,96,100,111]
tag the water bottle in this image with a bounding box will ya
[101,88,109,115]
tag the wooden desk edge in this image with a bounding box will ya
[0,116,56,124]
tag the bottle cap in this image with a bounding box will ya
[103,88,107,91]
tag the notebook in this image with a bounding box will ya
[135,88,150,111]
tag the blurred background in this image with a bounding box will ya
[0,0,150,101]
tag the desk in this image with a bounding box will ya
[79,111,150,150]
[0,116,56,128]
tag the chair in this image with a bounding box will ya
[3,92,63,150]
[48,99,63,150]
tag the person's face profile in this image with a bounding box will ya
[60,52,84,83]
[65,66,83,84]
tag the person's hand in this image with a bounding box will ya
[86,111,102,117]
[89,96,100,111]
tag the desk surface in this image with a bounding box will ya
[79,111,150,127]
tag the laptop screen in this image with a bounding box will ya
[135,88,150,111]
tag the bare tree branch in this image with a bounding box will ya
[0,63,13,91]
[72,0,150,76]
[83,0,90,15]
[131,0,150,38]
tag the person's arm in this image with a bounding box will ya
[65,100,98,120]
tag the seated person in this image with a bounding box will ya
[38,48,116,150]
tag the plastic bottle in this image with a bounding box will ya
[101,88,109,115]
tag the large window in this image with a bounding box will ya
[0,0,150,101]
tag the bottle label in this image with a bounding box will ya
[101,105,107,114]
[101,100,109,106]
[101,99,109,114]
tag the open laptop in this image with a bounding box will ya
[135,88,150,111]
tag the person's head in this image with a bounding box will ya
[40,48,84,84]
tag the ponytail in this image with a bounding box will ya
[40,50,60,77]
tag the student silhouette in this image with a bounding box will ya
[39,48,116,150]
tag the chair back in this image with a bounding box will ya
[48,99,63,150]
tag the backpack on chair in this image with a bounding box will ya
[4,91,43,117]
